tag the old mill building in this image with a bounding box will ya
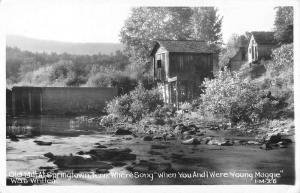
[150,40,218,107]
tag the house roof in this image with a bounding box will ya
[150,40,215,56]
[251,31,278,45]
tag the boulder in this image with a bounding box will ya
[143,136,153,141]
[93,143,107,148]
[44,152,55,159]
[52,155,113,169]
[187,124,199,132]
[182,138,200,145]
[207,139,223,146]
[201,137,212,144]
[9,134,19,142]
[247,141,261,145]
[34,140,52,146]
[220,140,233,146]
[196,130,206,136]
[88,148,136,161]
[182,130,196,135]
[265,133,281,144]
[153,135,163,140]
[174,124,189,134]
[260,143,272,150]
[124,137,133,140]
[115,128,132,135]
[165,133,176,140]
[182,135,193,140]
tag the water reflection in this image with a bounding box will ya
[7,115,102,137]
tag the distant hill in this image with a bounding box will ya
[6,35,124,55]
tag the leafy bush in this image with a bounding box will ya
[106,84,163,122]
[100,114,119,127]
[198,69,278,124]
[265,43,293,88]
[180,102,193,112]
[106,93,132,118]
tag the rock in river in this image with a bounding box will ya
[207,139,223,146]
[52,155,113,170]
[8,134,19,142]
[247,141,260,145]
[88,148,136,161]
[93,143,107,148]
[182,138,200,145]
[265,133,281,144]
[44,152,55,159]
[34,140,52,146]
[220,140,233,146]
[143,136,153,141]
[115,128,132,135]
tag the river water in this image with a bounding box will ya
[6,116,295,185]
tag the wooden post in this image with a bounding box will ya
[40,90,43,114]
[12,88,16,116]
[176,80,179,110]
[28,91,32,113]
[153,56,156,81]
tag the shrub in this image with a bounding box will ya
[106,93,132,118]
[180,102,193,112]
[198,68,278,124]
[106,84,163,122]
[100,114,119,127]
[265,43,293,87]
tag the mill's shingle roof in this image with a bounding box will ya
[150,40,214,55]
[251,31,278,45]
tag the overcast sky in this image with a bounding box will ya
[2,0,276,44]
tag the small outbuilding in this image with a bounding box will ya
[248,31,279,63]
[150,40,218,107]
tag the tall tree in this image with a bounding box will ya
[120,7,193,62]
[219,33,250,68]
[190,7,223,49]
[274,7,293,44]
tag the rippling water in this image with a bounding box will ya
[6,116,295,185]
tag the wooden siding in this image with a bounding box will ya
[168,52,213,81]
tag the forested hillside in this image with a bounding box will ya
[6,47,143,93]
[6,35,124,55]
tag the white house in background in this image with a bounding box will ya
[248,31,279,64]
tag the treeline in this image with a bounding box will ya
[6,47,153,94]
